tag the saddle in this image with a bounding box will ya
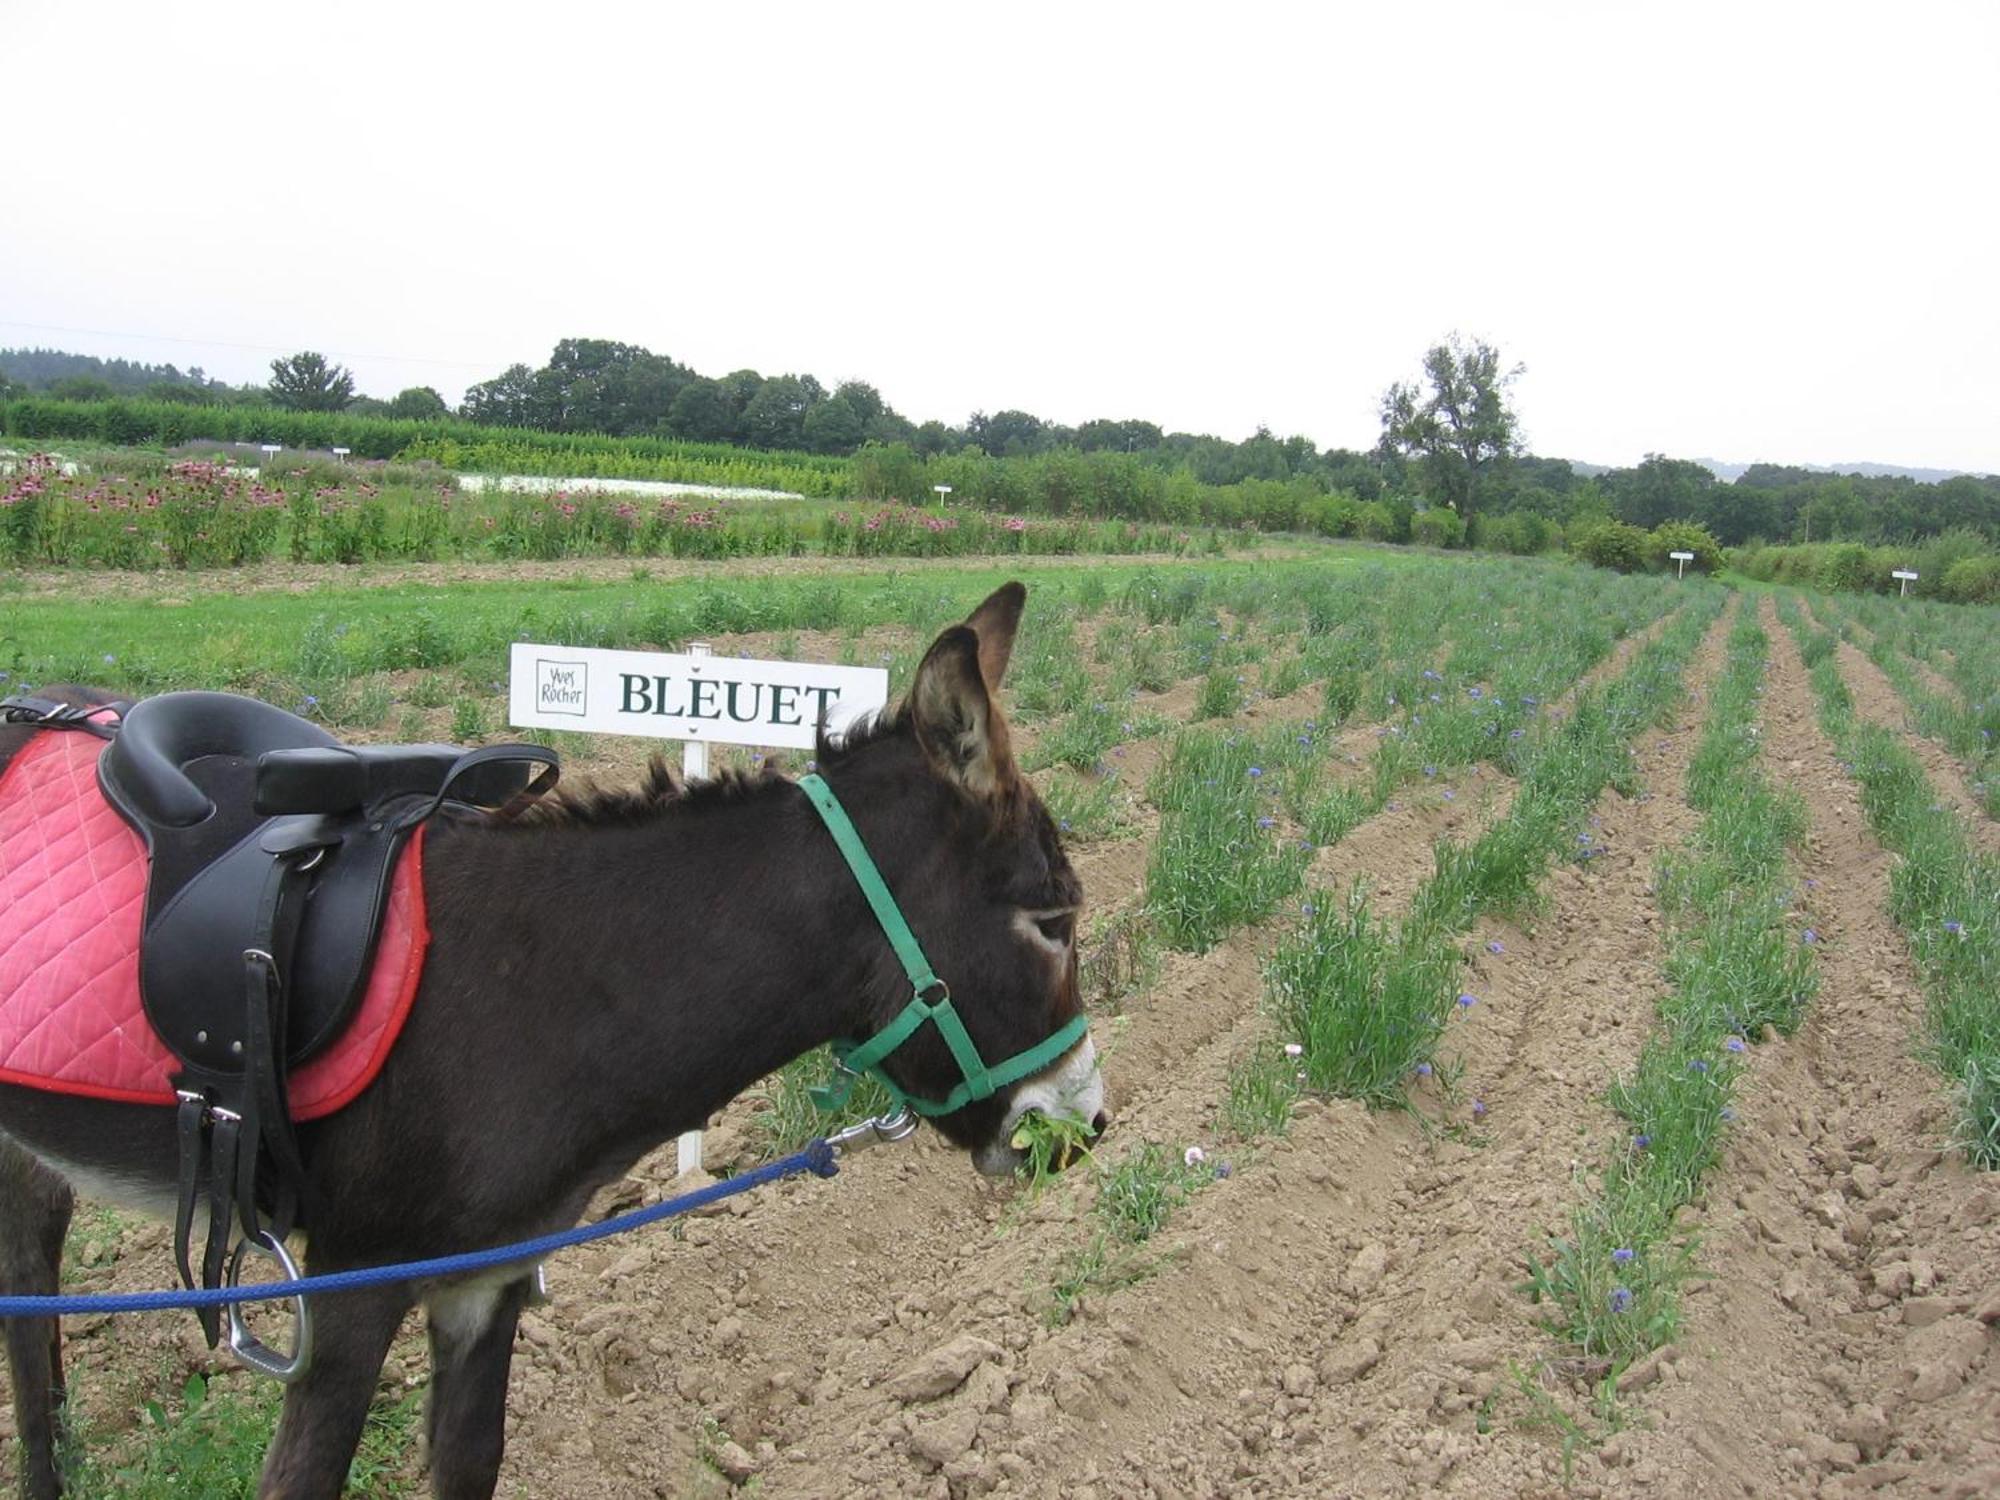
[4,690,559,1355]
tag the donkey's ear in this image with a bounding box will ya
[909,625,1017,797]
[963,581,1026,693]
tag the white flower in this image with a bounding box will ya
[1183,1146,1206,1167]
[1283,1043,1304,1058]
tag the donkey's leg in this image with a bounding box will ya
[421,1275,532,1500]
[256,1281,411,1500]
[0,1141,74,1500]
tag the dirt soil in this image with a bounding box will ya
[12,591,1997,1500]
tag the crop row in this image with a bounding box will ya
[0,453,1216,570]
[1527,603,1819,1392]
[1813,593,1998,818]
[1779,596,2000,1164]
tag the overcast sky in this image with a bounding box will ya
[6,1,1996,473]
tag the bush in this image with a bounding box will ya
[1650,520,1722,573]
[1940,555,2000,604]
[1571,519,1650,573]
[1353,501,1401,542]
[1409,506,1466,549]
[1816,542,1874,593]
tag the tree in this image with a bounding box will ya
[1607,454,1715,529]
[801,393,866,454]
[460,364,546,427]
[385,386,449,421]
[268,351,356,412]
[968,409,1047,457]
[665,377,737,442]
[49,375,116,402]
[739,374,824,450]
[1378,336,1522,519]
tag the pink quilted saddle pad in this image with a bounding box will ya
[0,725,428,1118]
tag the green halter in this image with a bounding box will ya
[798,774,1089,1118]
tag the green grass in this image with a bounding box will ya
[1222,1037,1301,1138]
[1042,1142,1210,1324]
[1144,724,1317,952]
[1036,767,1137,842]
[747,1047,894,1160]
[64,1372,421,1498]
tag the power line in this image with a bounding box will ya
[0,319,509,371]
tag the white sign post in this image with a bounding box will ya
[673,642,713,1179]
[1892,568,1919,597]
[932,484,953,509]
[1669,549,1696,580]
[508,643,890,1180]
[259,443,282,470]
[331,446,351,462]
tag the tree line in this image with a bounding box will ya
[4,338,1996,548]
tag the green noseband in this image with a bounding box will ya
[798,773,1089,1119]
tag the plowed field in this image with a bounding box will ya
[13,558,1997,1500]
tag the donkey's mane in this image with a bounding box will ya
[512,709,911,831]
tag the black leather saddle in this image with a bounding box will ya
[80,690,559,1350]
[97,692,551,1076]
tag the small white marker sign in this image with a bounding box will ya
[1892,569,1919,580]
[1670,551,1696,561]
[507,644,887,750]
[1892,568,1919,596]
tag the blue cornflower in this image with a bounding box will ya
[1247,766,1263,778]
[1257,816,1276,829]
[1689,1058,1709,1073]
[1424,765,1437,778]
[1725,1036,1746,1053]
[1609,1288,1634,1314]
[1415,1062,1433,1077]
[1720,1107,1737,1123]
[1468,686,1483,699]
[1300,902,1316,917]
[1457,993,1477,1008]
[1471,1099,1487,1118]
[1612,1247,1634,1263]
[1487,941,1505,955]
[1944,920,1964,936]
[1802,929,1819,944]
[1635,1134,1651,1149]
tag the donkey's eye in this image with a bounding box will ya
[1034,912,1075,946]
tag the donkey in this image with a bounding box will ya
[0,583,1106,1499]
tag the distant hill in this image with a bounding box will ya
[1693,456,1981,486]
[0,347,224,395]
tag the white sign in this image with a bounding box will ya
[507,644,888,750]
[1670,551,1696,561]
[1892,569,1919,580]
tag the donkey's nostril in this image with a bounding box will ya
[1090,1111,1109,1137]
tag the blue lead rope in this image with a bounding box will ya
[0,1139,837,1319]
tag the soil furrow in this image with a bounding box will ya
[939,605,1736,1500]
[1822,635,1999,855]
[1588,598,2000,1499]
